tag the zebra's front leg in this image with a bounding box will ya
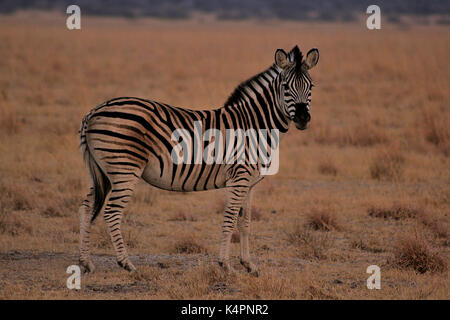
[79,188,95,273]
[218,184,250,274]
[238,188,259,276]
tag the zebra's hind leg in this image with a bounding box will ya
[218,183,250,274]
[79,188,96,273]
[103,178,139,272]
[238,188,259,277]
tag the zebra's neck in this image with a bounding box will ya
[221,65,290,133]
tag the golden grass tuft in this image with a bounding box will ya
[350,238,384,253]
[305,209,340,231]
[393,233,447,274]
[42,206,65,218]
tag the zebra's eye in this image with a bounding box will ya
[283,83,289,90]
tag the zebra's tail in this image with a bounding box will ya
[79,114,111,222]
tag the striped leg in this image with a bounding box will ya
[238,188,258,276]
[79,188,96,273]
[103,182,138,272]
[219,183,250,273]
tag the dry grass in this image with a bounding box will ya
[422,107,450,156]
[314,122,389,147]
[370,149,406,181]
[172,236,208,254]
[305,209,340,231]
[251,207,264,221]
[318,160,338,176]
[286,224,333,260]
[418,211,448,239]
[0,102,23,135]
[350,238,384,253]
[392,233,447,274]
[368,205,448,239]
[368,205,420,220]
[168,212,198,222]
[0,208,33,237]
[0,12,448,299]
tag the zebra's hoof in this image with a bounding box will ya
[79,258,95,274]
[118,260,137,273]
[240,260,259,277]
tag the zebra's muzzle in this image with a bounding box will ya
[293,103,310,130]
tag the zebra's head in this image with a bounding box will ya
[275,46,319,130]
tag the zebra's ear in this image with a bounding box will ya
[275,49,290,70]
[302,48,319,70]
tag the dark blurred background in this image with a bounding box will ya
[1,0,449,24]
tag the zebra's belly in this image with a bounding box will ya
[141,158,227,192]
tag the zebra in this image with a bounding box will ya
[78,45,319,275]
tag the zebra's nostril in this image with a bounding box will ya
[295,104,310,122]
[305,113,311,122]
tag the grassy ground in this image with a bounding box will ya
[0,12,448,299]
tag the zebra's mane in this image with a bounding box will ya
[223,65,279,107]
